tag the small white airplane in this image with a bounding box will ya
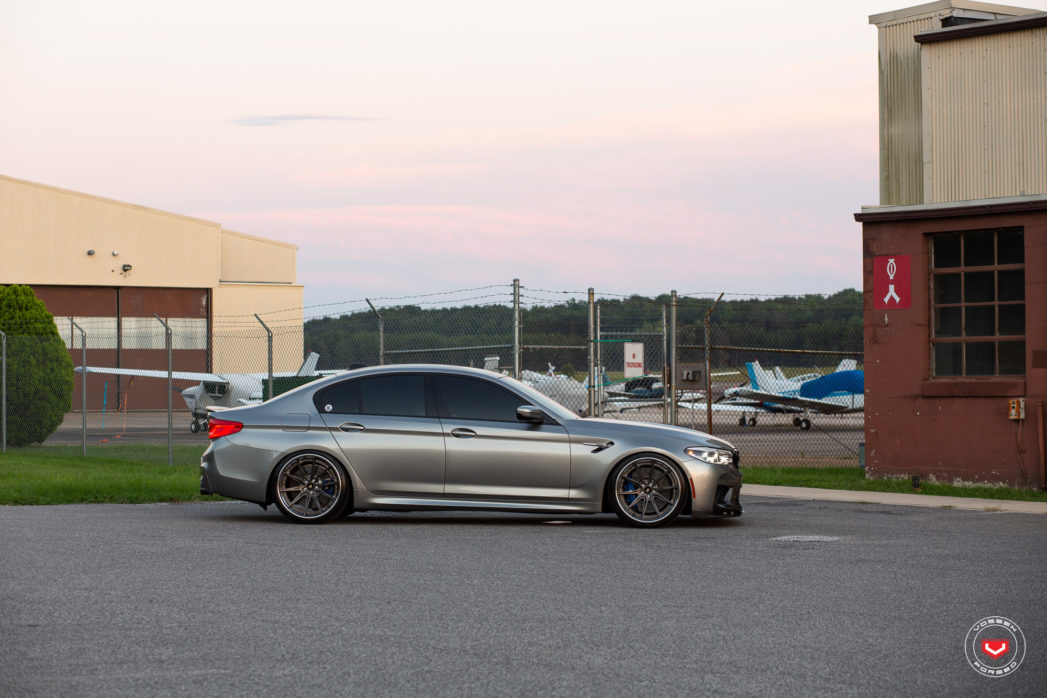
[516,362,706,416]
[711,359,864,429]
[74,352,327,433]
[518,363,607,415]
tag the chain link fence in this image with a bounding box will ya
[676,293,864,468]
[2,282,863,470]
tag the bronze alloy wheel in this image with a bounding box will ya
[610,454,684,527]
[273,452,350,523]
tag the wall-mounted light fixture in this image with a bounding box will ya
[111,250,119,256]
[122,264,133,272]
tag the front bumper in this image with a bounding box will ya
[681,458,743,517]
[712,483,743,516]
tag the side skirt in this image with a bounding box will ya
[358,495,599,514]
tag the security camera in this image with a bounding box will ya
[87,249,95,256]
[122,264,132,272]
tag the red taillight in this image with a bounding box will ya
[208,417,243,440]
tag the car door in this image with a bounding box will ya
[434,374,571,501]
[315,373,445,496]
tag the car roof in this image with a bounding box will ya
[307,363,509,391]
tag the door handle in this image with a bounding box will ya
[338,423,365,432]
[450,428,476,439]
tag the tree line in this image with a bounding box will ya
[303,289,863,374]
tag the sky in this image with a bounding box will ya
[4,1,1043,312]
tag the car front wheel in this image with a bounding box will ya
[609,454,685,527]
[272,452,351,524]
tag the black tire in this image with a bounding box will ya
[738,416,746,426]
[189,421,199,434]
[799,418,811,430]
[608,454,685,528]
[271,451,351,524]
[747,417,757,427]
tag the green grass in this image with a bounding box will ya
[2,446,1045,506]
[742,465,1047,502]
[0,445,211,505]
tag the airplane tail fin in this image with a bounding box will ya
[835,358,858,373]
[297,352,320,376]
[483,355,500,371]
[746,361,778,391]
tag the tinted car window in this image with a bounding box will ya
[361,375,426,417]
[316,375,426,417]
[316,380,360,414]
[435,375,528,422]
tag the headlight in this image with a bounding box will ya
[685,447,734,466]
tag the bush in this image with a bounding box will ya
[0,285,74,447]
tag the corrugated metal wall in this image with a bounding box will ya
[878,14,941,205]
[922,26,1047,202]
[32,285,210,410]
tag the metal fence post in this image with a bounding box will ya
[153,315,172,465]
[705,293,723,434]
[662,306,669,425]
[1,328,6,453]
[366,299,384,365]
[587,288,595,416]
[669,290,678,427]
[255,314,273,399]
[71,322,86,457]
[512,279,521,379]
[595,303,602,418]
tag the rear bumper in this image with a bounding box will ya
[199,441,269,505]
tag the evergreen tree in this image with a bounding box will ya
[0,285,74,447]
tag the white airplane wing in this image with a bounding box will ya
[74,366,228,383]
[734,388,860,414]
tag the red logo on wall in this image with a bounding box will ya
[873,255,911,309]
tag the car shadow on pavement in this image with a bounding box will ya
[204,503,745,528]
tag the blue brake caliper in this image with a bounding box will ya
[622,477,637,506]
[321,478,336,498]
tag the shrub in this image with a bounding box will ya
[0,285,74,447]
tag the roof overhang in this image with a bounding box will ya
[869,1,1040,26]
[854,195,1047,222]
[915,10,1047,41]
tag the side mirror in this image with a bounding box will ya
[516,405,544,423]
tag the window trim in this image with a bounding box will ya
[928,226,1025,379]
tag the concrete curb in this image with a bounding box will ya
[742,484,1047,515]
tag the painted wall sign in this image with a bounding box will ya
[623,342,644,378]
[873,254,911,309]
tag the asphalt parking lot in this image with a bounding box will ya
[1,496,1043,696]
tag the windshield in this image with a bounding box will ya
[495,374,579,422]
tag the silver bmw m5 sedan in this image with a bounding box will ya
[200,364,742,527]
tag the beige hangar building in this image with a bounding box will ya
[0,174,306,409]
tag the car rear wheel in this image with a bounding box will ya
[609,454,685,527]
[272,452,350,524]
